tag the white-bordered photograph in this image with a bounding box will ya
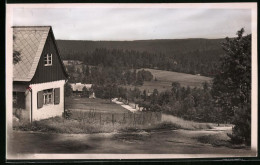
[6,3,257,160]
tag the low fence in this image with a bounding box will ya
[67,109,162,126]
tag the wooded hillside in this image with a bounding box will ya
[57,38,225,77]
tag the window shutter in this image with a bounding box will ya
[37,91,43,108]
[54,88,60,104]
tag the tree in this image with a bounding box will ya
[82,86,90,97]
[142,90,147,101]
[212,28,251,145]
[151,89,159,105]
[85,65,90,77]
[136,71,144,85]
[13,51,21,64]
[202,81,209,91]
[13,36,21,64]
[64,82,73,97]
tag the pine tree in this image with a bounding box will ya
[212,28,251,145]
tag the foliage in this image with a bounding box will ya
[212,28,251,145]
[13,50,21,64]
[64,82,73,97]
[57,38,224,77]
[81,86,90,97]
[64,109,72,119]
[13,35,21,64]
[66,64,153,87]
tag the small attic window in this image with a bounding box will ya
[44,53,52,66]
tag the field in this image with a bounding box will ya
[124,68,213,92]
[65,97,129,113]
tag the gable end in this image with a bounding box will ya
[30,29,68,84]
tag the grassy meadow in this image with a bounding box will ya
[123,68,212,92]
[13,115,177,134]
[65,97,129,113]
[161,114,213,130]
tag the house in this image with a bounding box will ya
[70,83,95,98]
[63,60,85,73]
[13,26,69,122]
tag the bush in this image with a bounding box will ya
[65,82,73,97]
[196,134,229,147]
[13,108,22,119]
[226,106,251,146]
[64,109,72,119]
[227,133,244,144]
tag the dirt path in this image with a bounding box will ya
[112,98,139,112]
[8,129,255,156]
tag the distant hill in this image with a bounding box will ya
[57,38,225,58]
[56,38,226,77]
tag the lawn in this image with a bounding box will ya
[65,97,129,113]
[124,68,212,92]
[161,114,214,130]
[13,115,177,134]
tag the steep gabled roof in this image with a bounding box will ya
[13,26,68,82]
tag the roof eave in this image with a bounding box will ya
[13,78,31,82]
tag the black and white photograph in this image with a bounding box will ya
[6,3,257,160]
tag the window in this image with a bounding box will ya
[44,53,52,66]
[43,89,53,105]
[38,88,60,109]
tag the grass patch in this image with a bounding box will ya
[123,68,212,92]
[197,134,228,146]
[119,121,181,133]
[162,114,213,130]
[14,117,118,134]
[13,116,180,134]
[65,97,129,113]
[113,121,181,143]
[196,134,246,149]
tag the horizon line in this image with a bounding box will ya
[55,37,230,41]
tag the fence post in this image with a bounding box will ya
[112,114,114,126]
[133,113,136,127]
[141,112,143,125]
[100,113,102,125]
[123,113,126,124]
[150,112,152,125]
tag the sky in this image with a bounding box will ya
[13,8,252,40]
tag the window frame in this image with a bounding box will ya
[44,53,52,66]
[43,89,54,105]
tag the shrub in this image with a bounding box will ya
[227,133,244,144]
[13,108,22,119]
[64,82,73,97]
[64,109,72,119]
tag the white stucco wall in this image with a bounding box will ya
[30,80,65,121]
[24,90,31,121]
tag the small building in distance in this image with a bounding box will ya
[70,83,95,98]
[63,60,83,65]
[13,26,69,122]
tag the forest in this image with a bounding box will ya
[67,64,153,86]
[57,38,225,77]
